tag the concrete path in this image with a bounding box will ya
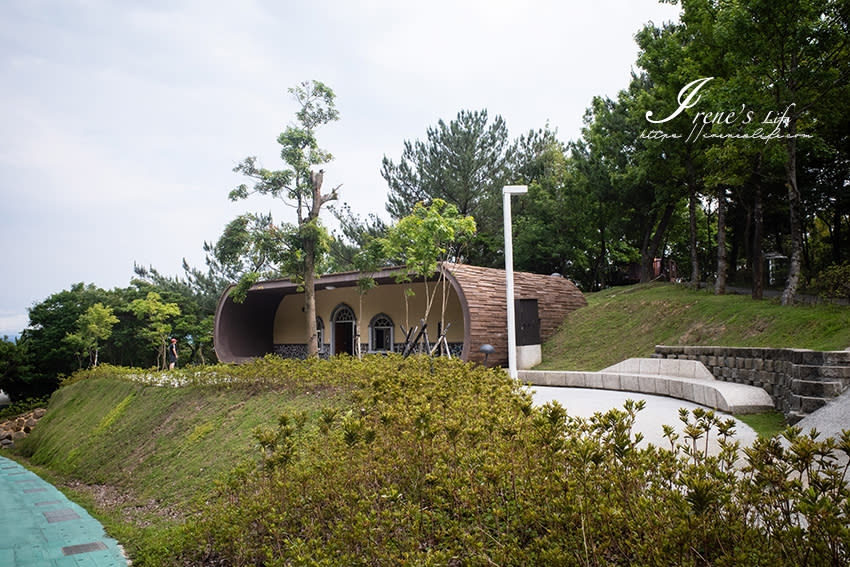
[0,455,129,566]
[527,386,759,454]
[790,387,850,467]
[521,357,775,415]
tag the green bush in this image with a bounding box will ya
[0,396,49,421]
[163,355,850,567]
[816,263,850,300]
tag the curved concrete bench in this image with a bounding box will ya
[519,358,775,414]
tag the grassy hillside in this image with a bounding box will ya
[17,377,345,511]
[539,283,850,371]
[11,360,354,562]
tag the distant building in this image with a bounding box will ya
[214,263,586,368]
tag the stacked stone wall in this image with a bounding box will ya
[654,346,850,422]
[0,408,46,449]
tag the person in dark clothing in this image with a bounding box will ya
[168,338,178,370]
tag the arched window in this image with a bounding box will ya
[331,304,356,356]
[369,313,394,353]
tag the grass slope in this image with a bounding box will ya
[17,377,345,510]
[539,283,850,371]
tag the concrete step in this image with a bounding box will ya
[790,379,844,398]
[791,395,829,414]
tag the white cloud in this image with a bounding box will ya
[0,313,29,338]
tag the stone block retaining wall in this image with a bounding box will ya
[0,408,46,449]
[654,346,850,422]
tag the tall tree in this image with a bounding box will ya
[19,283,110,394]
[130,292,181,370]
[230,80,341,357]
[510,128,598,288]
[0,337,29,403]
[382,109,514,265]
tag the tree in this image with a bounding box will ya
[130,292,181,369]
[717,0,850,304]
[510,128,598,289]
[581,79,683,284]
[382,109,514,265]
[380,199,476,335]
[230,80,341,358]
[326,203,389,273]
[0,337,29,403]
[132,264,221,364]
[19,283,110,394]
[64,302,118,368]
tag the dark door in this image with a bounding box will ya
[334,321,354,355]
[515,299,541,346]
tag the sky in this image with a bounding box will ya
[0,0,682,337]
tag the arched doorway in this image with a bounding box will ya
[331,304,356,356]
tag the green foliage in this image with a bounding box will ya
[379,199,476,329]
[381,199,476,277]
[0,336,30,403]
[19,283,109,398]
[815,263,850,300]
[382,109,513,265]
[170,356,850,567]
[63,302,119,368]
[14,356,850,565]
[130,292,181,369]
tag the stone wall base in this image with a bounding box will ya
[654,346,850,422]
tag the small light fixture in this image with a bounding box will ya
[325,285,336,290]
[480,343,495,365]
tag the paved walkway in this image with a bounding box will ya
[521,357,775,415]
[0,455,128,566]
[528,386,759,454]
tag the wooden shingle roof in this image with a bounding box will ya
[441,263,586,365]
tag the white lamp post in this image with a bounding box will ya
[503,184,527,379]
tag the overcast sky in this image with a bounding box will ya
[0,0,681,337]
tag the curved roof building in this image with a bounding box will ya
[214,263,586,367]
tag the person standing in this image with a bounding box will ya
[168,338,178,370]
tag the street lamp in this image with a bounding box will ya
[503,184,527,379]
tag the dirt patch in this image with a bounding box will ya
[679,321,727,344]
[743,316,771,339]
[63,479,184,527]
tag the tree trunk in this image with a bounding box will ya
[781,126,803,306]
[302,170,325,359]
[595,225,607,291]
[303,239,319,358]
[640,204,675,283]
[833,204,842,264]
[689,187,700,289]
[715,187,728,295]
[752,181,764,300]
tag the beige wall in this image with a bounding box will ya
[273,280,465,349]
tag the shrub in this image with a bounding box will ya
[815,263,850,300]
[171,355,850,567]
